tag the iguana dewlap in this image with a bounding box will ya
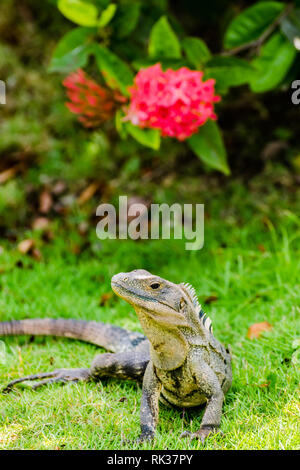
[1,269,232,443]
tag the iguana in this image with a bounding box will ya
[1,269,232,443]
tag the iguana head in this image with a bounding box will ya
[111,270,212,370]
[112,269,190,327]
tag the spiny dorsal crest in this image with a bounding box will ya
[181,282,213,334]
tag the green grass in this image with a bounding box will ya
[0,184,299,450]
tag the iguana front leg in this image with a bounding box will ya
[137,361,162,442]
[181,361,224,443]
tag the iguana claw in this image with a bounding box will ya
[2,368,91,393]
[121,433,154,447]
[135,433,154,444]
[180,427,222,443]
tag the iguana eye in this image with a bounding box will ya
[150,283,160,289]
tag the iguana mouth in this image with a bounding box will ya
[111,281,170,308]
[111,280,189,328]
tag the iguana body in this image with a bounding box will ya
[1,270,232,442]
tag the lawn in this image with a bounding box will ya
[0,180,299,450]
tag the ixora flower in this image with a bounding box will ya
[63,69,126,128]
[126,63,220,141]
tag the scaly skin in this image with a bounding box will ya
[1,269,232,443]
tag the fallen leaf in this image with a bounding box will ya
[77,182,99,206]
[0,165,20,184]
[257,244,266,253]
[18,239,34,254]
[204,295,218,305]
[32,217,50,230]
[78,221,89,236]
[32,248,42,261]
[259,382,269,388]
[70,243,81,255]
[118,397,128,402]
[247,321,272,339]
[53,203,69,215]
[99,293,113,306]
[52,181,66,195]
[60,194,76,208]
[39,190,53,214]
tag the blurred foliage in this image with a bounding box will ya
[0,0,299,236]
[49,0,300,171]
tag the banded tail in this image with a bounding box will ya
[0,318,146,353]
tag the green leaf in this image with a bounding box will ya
[58,0,99,26]
[126,123,161,150]
[94,0,110,7]
[187,120,230,175]
[182,37,211,68]
[94,45,134,96]
[280,9,300,49]
[115,109,127,139]
[149,16,181,59]
[205,56,256,89]
[112,3,141,38]
[224,2,285,49]
[50,27,95,58]
[250,32,297,92]
[98,3,117,28]
[49,27,95,72]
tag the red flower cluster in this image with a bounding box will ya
[63,69,126,128]
[126,64,220,140]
